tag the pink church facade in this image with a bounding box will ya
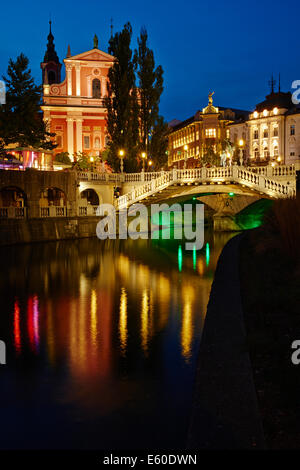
[41,24,115,160]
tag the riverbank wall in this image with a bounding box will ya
[0,217,99,246]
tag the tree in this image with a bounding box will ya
[149,116,168,168]
[54,152,71,164]
[134,27,164,155]
[104,23,139,172]
[0,53,56,150]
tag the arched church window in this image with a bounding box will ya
[92,79,101,99]
[48,71,56,84]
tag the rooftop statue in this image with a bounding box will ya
[208,91,215,105]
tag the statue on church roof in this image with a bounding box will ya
[94,34,99,49]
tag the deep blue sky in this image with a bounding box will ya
[1,0,299,121]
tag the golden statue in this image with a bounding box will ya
[208,91,215,105]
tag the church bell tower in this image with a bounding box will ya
[41,21,62,85]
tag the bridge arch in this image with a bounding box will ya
[80,188,100,206]
[40,187,67,207]
[0,186,27,207]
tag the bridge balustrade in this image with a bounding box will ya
[0,207,26,219]
[39,206,67,217]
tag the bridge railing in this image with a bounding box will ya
[77,170,164,184]
[248,164,296,177]
[0,207,26,218]
[39,206,67,217]
[115,164,296,209]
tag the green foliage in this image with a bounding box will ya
[149,116,168,168]
[134,27,164,153]
[202,142,220,167]
[0,53,56,150]
[54,152,71,164]
[104,24,166,172]
[104,23,139,172]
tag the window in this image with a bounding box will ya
[264,147,269,159]
[48,70,56,84]
[205,128,216,138]
[290,125,295,136]
[273,127,278,136]
[253,129,258,139]
[84,136,90,149]
[254,148,259,159]
[263,128,268,138]
[273,146,278,157]
[94,137,100,149]
[290,151,295,156]
[92,79,101,99]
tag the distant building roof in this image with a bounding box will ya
[255,91,292,111]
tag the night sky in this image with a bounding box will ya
[1,0,299,121]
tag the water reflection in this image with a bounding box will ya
[119,287,128,356]
[0,230,235,449]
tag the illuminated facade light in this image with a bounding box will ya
[253,111,258,118]
[263,109,268,117]
[205,128,216,138]
[273,107,278,115]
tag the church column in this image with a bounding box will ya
[66,65,73,96]
[76,118,83,153]
[101,77,107,97]
[87,77,92,97]
[67,118,74,160]
[76,66,81,97]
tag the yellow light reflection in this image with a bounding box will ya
[91,289,98,347]
[141,289,153,355]
[181,285,195,363]
[119,287,128,356]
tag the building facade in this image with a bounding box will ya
[228,86,300,165]
[41,23,115,161]
[167,93,248,168]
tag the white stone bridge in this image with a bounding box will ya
[77,164,297,211]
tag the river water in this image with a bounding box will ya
[0,230,235,449]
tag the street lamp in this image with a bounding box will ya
[90,156,94,172]
[238,139,244,166]
[184,144,188,169]
[148,160,153,171]
[119,149,125,173]
[141,151,147,172]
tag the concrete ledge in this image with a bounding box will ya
[187,234,265,449]
[0,217,99,246]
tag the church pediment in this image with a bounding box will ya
[65,49,115,63]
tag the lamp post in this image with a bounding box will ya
[148,160,153,171]
[90,156,94,172]
[141,151,147,172]
[119,149,125,173]
[238,139,244,166]
[184,144,188,169]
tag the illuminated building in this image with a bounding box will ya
[41,22,115,161]
[167,93,249,168]
[228,79,300,165]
